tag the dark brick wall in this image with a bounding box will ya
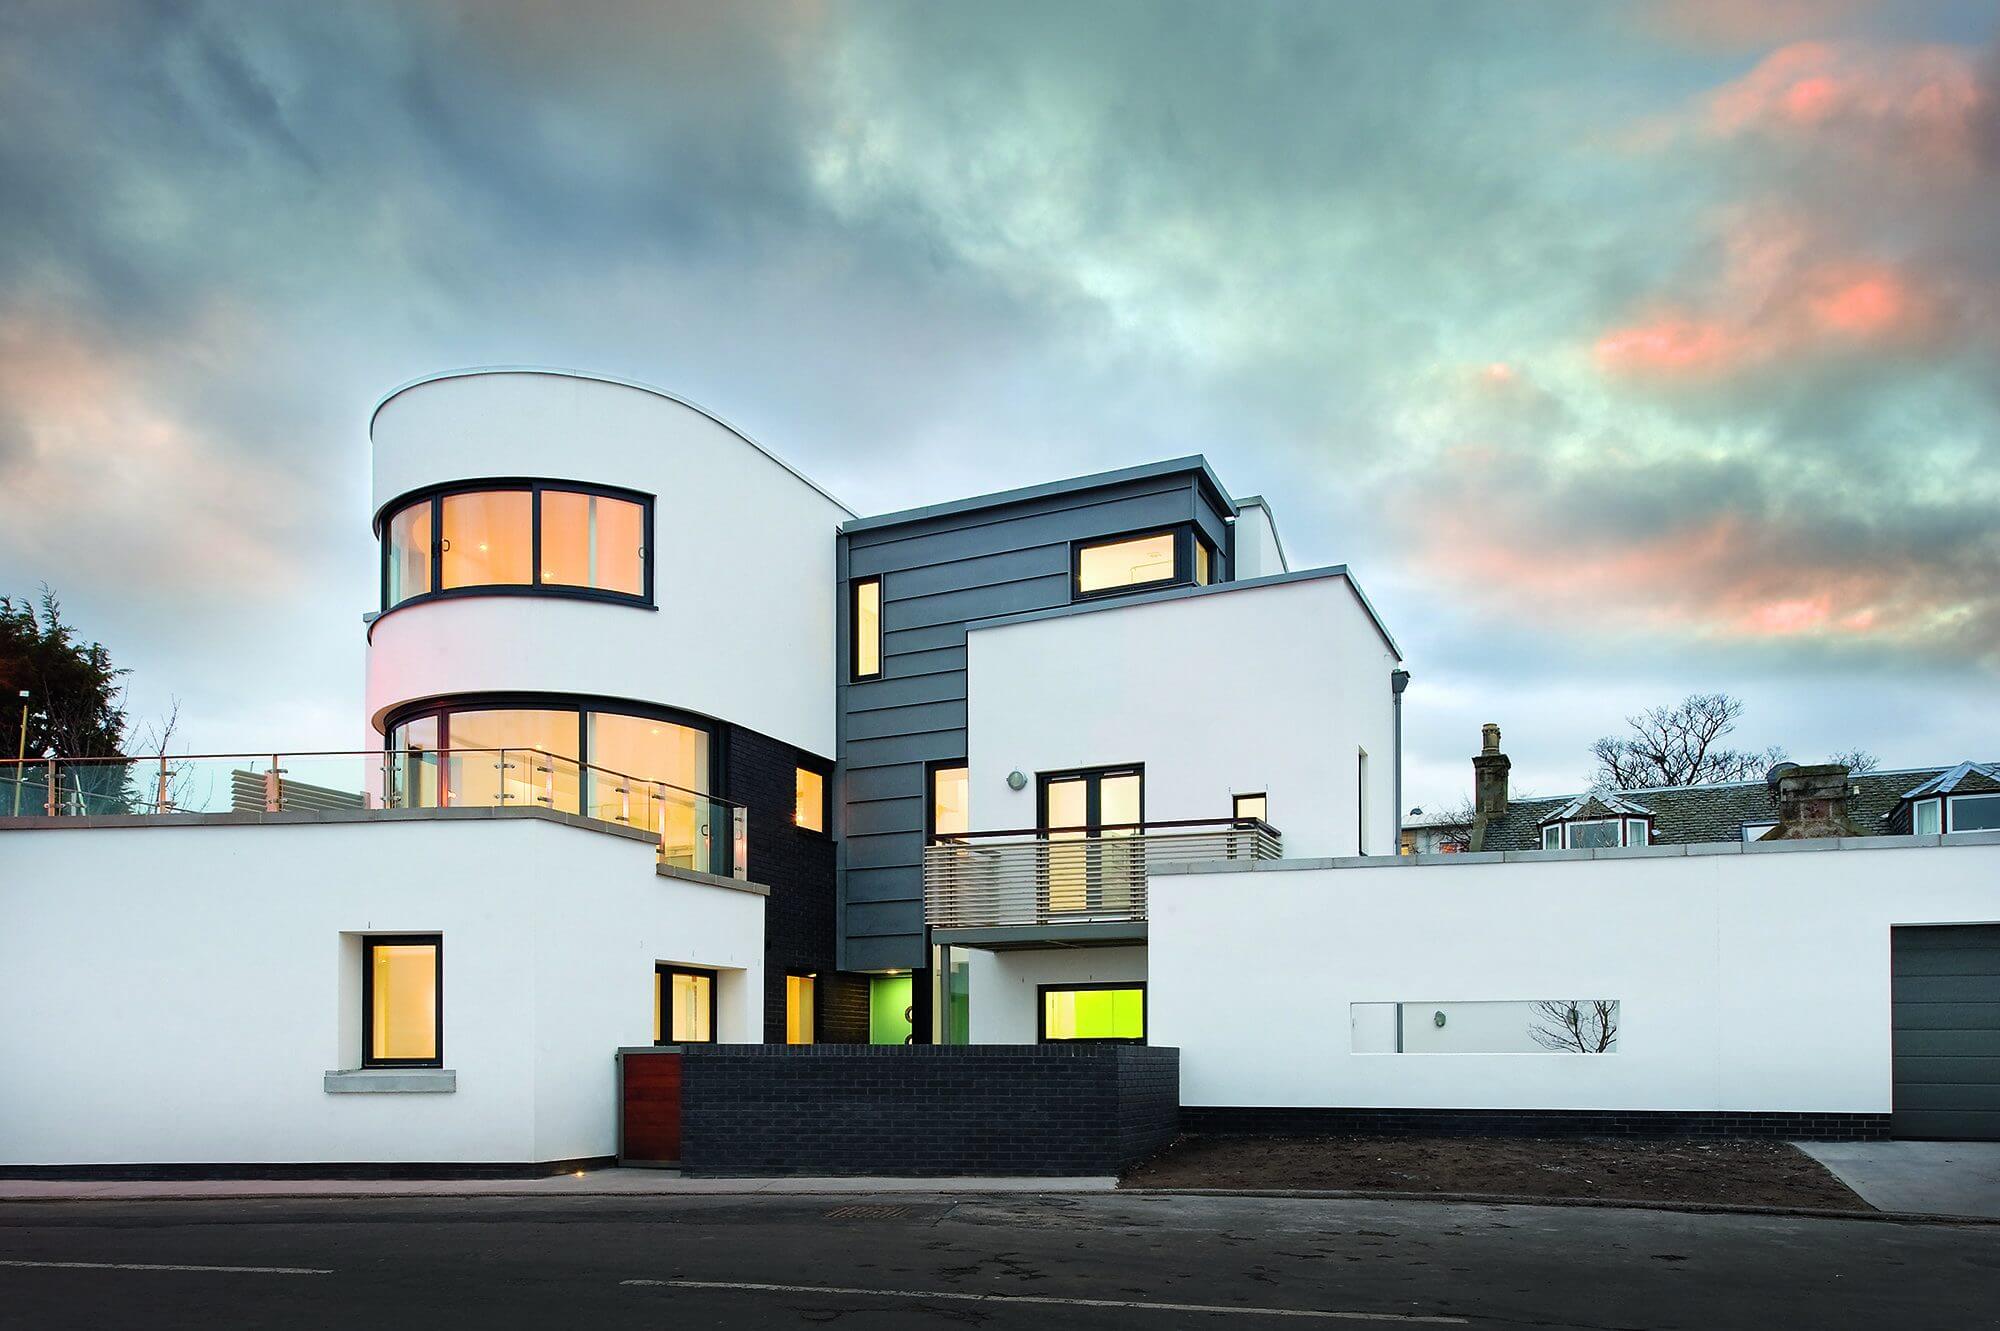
[680,1044,1181,1176]
[721,726,842,1044]
[1180,1107,1892,1142]
[817,972,871,1045]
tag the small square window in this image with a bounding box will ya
[363,936,441,1068]
[656,966,716,1045]
[794,767,826,833]
[1233,792,1267,823]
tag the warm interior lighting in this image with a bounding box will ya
[931,766,969,837]
[786,973,816,1044]
[853,578,882,678]
[1077,531,1178,594]
[368,941,438,1062]
[1042,986,1144,1042]
[794,767,825,832]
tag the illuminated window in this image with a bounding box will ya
[364,936,441,1067]
[1040,984,1145,1043]
[384,500,431,608]
[1233,792,1267,823]
[440,490,533,589]
[1194,539,1213,586]
[795,767,826,832]
[851,577,882,680]
[1075,530,1179,596]
[657,966,715,1044]
[540,490,645,596]
[786,974,816,1044]
[929,763,968,838]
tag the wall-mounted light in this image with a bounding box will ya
[1006,770,1027,791]
[1433,1011,1447,1028]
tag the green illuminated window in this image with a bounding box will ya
[1039,984,1145,1044]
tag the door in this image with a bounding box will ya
[1038,767,1144,917]
[1892,925,2000,1140]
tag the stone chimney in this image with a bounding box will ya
[1762,763,1857,840]
[1472,722,1510,817]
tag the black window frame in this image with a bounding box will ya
[1036,981,1148,1045]
[849,575,883,682]
[1070,524,1207,602]
[656,964,720,1046]
[925,759,970,842]
[1037,764,1146,833]
[1232,791,1268,824]
[361,933,444,1069]
[376,477,656,615]
[794,762,830,835]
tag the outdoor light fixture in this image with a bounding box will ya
[1006,770,1027,791]
[1434,1011,1447,1028]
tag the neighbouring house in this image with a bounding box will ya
[1399,808,1471,855]
[2,366,1996,1173]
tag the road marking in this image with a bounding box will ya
[623,1278,1467,1323]
[0,1259,331,1276]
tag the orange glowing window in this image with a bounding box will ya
[440,490,532,589]
[541,490,644,596]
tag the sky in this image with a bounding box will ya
[0,0,1996,812]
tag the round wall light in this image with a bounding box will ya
[1006,770,1028,791]
[1433,1011,1447,1028]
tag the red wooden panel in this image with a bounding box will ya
[622,1052,683,1163]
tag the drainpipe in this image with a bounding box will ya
[1390,669,1411,852]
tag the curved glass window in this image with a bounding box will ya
[380,482,651,609]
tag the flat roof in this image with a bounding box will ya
[842,455,1237,534]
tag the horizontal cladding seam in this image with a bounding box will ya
[843,475,1197,547]
[879,569,1072,611]
[846,498,1219,575]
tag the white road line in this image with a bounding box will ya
[0,1259,331,1276]
[622,1278,1468,1323]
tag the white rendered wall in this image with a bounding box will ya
[1232,500,1288,578]
[965,573,1401,857]
[0,816,765,1166]
[960,946,1147,1045]
[1150,838,2000,1112]
[367,370,850,756]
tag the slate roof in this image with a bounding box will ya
[1470,763,1998,852]
[1900,761,2000,800]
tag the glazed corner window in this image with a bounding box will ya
[1194,538,1214,586]
[1040,984,1146,1044]
[380,483,653,609]
[930,763,969,839]
[850,576,882,681]
[794,766,826,832]
[786,974,816,1045]
[1075,530,1179,597]
[363,936,441,1067]
[1233,792,1267,823]
[656,966,716,1044]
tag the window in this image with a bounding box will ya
[928,763,969,839]
[1357,750,1370,855]
[363,936,441,1067]
[1741,821,1777,842]
[1039,984,1146,1043]
[786,974,816,1044]
[794,767,826,832]
[1913,798,1942,835]
[1541,825,1560,850]
[850,577,882,681]
[1625,818,1649,847]
[1074,529,1180,597]
[1233,792,1267,823]
[378,481,653,610]
[1950,793,2000,833]
[1194,539,1214,586]
[656,966,716,1044]
[1566,820,1620,849]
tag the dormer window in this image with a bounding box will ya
[1898,763,2000,837]
[1538,795,1653,850]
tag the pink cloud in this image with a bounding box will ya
[1708,40,1987,167]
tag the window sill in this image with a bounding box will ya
[324,1068,457,1094]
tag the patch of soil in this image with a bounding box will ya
[1122,1134,1870,1211]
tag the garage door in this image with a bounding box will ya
[1892,925,2000,1140]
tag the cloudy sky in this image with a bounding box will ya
[1,0,1995,809]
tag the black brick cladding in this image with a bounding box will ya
[1179,1107,1892,1141]
[680,1044,1181,1176]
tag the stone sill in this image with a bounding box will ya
[324,1068,457,1094]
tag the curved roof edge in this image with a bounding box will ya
[369,366,856,519]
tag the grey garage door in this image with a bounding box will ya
[1892,925,2000,1140]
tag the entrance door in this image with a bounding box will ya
[1038,767,1144,917]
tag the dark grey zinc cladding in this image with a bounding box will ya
[835,457,1236,971]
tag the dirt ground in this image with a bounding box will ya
[1123,1134,1872,1210]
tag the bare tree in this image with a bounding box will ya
[1530,1000,1619,1053]
[1590,693,1783,790]
[1411,794,1475,852]
[1828,748,1879,774]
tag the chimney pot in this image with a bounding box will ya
[1480,723,1501,756]
[1472,724,1510,816]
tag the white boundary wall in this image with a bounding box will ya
[1151,836,2000,1113]
[0,816,764,1166]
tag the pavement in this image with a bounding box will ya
[1798,1141,2000,1220]
[0,1190,1994,1329]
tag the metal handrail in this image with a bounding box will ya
[931,815,1281,842]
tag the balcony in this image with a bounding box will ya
[922,818,1281,946]
[1,748,747,880]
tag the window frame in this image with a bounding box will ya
[656,964,719,1046]
[926,759,970,842]
[1070,524,1208,602]
[1740,821,1777,842]
[1232,791,1268,824]
[1912,797,1942,835]
[376,478,656,615]
[1036,981,1148,1045]
[794,764,829,835]
[786,972,816,1045]
[1947,793,2000,834]
[1037,764,1146,833]
[849,576,883,682]
[361,934,443,1069]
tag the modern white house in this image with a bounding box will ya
[2,365,1996,1173]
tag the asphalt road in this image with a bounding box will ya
[0,1191,1995,1329]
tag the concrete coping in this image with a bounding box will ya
[323,1068,457,1094]
[657,861,770,896]
[0,803,661,845]
[1151,828,2000,876]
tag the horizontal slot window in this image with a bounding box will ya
[1040,983,1146,1044]
[1350,1000,1620,1054]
